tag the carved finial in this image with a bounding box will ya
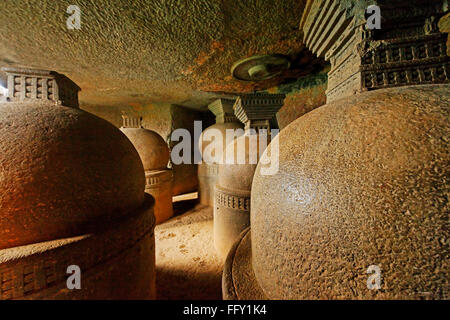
[208,98,239,124]
[0,67,80,108]
[233,93,285,133]
[424,16,439,35]
[121,114,143,128]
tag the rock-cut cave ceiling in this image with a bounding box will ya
[0,0,325,110]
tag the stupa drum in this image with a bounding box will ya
[121,116,173,224]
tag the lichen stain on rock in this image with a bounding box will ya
[128,102,145,112]
[277,85,327,129]
[182,40,226,76]
[262,68,329,129]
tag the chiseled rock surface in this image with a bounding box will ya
[121,126,173,224]
[222,227,267,300]
[0,97,155,299]
[251,85,449,299]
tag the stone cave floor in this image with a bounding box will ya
[155,196,223,299]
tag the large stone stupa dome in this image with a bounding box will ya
[121,126,170,171]
[224,85,449,300]
[0,102,146,250]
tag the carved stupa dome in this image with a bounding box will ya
[249,85,449,299]
[0,102,146,250]
[217,133,267,193]
[199,122,244,165]
[120,127,169,171]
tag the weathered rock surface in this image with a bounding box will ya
[0,102,145,250]
[251,85,449,299]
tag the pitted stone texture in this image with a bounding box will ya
[222,227,267,300]
[217,134,267,193]
[121,127,170,171]
[0,0,319,109]
[0,102,145,250]
[251,85,449,299]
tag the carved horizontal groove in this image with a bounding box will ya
[222,115,239,123]
[198,164,219,177]
[215,187,250,212]
[145,176,172,187]
[324,18,357,62]
[145,171,173,187]
[369,32,446,46]
[326,72,361,102]
[0,206,154,300]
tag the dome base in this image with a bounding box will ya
[214,185,251,260]
[222,227,267,300]
[0,194,156,300]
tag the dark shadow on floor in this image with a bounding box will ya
[172,198,199,217]
[156,266,222,300]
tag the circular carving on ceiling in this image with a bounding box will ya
[231,54,291,81]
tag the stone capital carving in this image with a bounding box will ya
[121,114,143,128]
[208,98,239,124]
[1,67,80,108]
[233,93,285,132]
[300,0,449,102]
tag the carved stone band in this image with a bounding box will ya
[215,186,250,212]
[0,195,155,300]
[198,163,219,178]
[145,170,173,188]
